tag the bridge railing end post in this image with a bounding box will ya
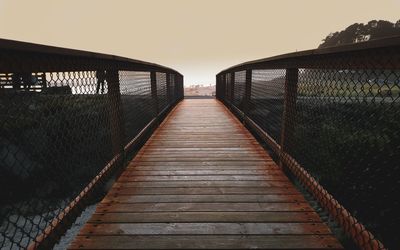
[279,68,299,168]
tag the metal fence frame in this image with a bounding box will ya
[216,36,400,250]
[0,38,183,249]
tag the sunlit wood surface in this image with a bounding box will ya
[69,99,342,249]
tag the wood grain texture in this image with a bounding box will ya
[69,235,342,249]
[69,99,342,249]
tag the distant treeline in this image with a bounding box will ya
[319,19,400,48]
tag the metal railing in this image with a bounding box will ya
[216,36,400,250]
[0,39,183,249]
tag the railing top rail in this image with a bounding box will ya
[0,38,182,75]
[217,35,400,74]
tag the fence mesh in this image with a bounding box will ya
[0,40,183,249]
[225,73,233,103]
[248,69,285,142]
[233,71,245,109]
[288,66,400,250]
[216,40,400,250]
[119,71,155,146]
[156,72,168,112]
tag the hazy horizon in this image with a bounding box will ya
[0,0,399,86]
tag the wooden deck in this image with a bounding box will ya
[69,99,343,249]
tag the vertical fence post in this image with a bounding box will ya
[243,69,252,120]
[230,72,235,107]
[217,74,222,100]
[107,69,125,158]
[174,74,179,104]
[219,74,224,101]
[166,73,171,105]
[219,74,223,100]
[224,74,229,103]
[216,75,219,100]
[223,74,227,101]
[177,75,182,101]
[179,75,185,100]
[176,74,180,101]
[172,74,177,103]
[279,68,299,167]
[41,72,47,90]
[150,71,159,118]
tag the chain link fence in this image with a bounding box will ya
[0,39,183,249]
[216,37,400,250]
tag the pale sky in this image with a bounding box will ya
[0,0,399,85]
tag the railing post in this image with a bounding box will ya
[216,75,219,99]
[230,72,235,106]
[220,74,225,101]
[174,74,178,101]
[166,73,171,105]
[172,74,176,103]
[180,75,184,100]
[41,72,47,90]
[150,71,159,117]
[176,74,180,101]
[243,69,252,118]
[177,74,182,101]
[224,74,227,101]
[225,74,228,102]
[216,74,221,100]
[279,68,299,167]
[106,69,125,157]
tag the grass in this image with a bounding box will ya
[298,80,400,98]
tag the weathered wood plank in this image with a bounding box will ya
[89,211,321,223]
[144,143,260,148]
[127,165,278,170]
[128,161,275,166]
[136,155,269,160]
[117,175,289,182]
[121,170,283,176]
[101,194,307,203]
[69,235,343,249]
[112,180,293,188]
[95,202,314,212]
[135,158,271,162]
[79,222,332,235]
[107,187,300,195]
[137,151,267,157]
[139,148,266,152]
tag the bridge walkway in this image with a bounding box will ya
[69,98,343,249]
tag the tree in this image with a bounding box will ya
[395,20,400,28]
[319,19,400,48]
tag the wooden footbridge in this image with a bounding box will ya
[1,38,398,250]
[69,99,342,249]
